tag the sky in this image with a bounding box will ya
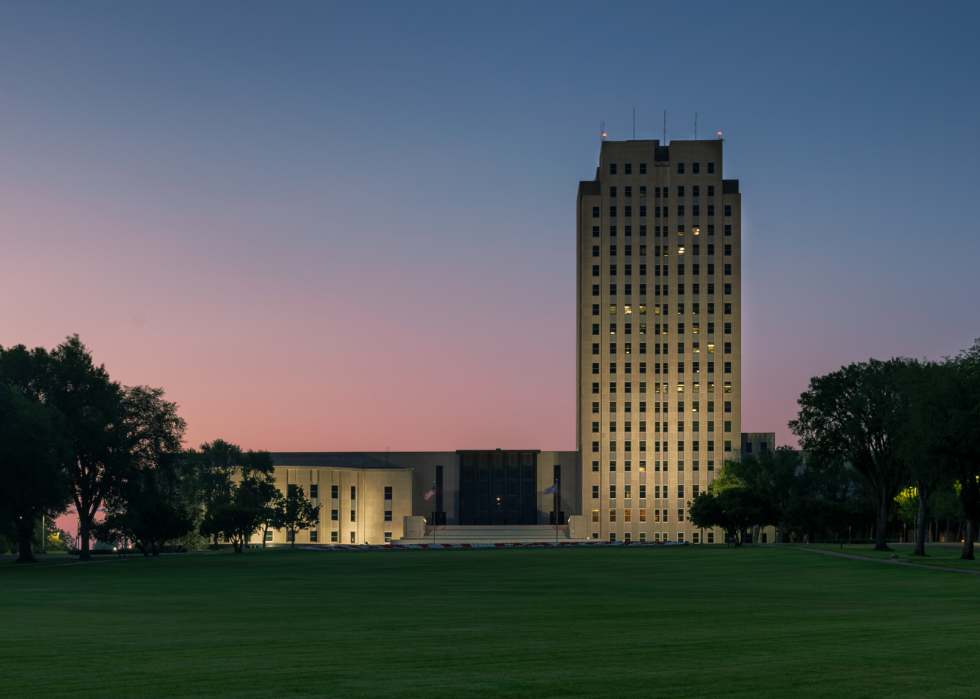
[2,1,979,459]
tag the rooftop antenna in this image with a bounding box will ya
[601,120,606,142]
[663,110,666,144]
[695,112,698,140]
[633,107,635,140]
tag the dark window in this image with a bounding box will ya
[592,264,600,277]
[677,205,685,217]
[707,263,715,275]
[625,206,632,217]
[592,422,599,433]
[724,244,732,256]
[725,362,732,374]
[692,163,700,174]
[625,186,632,198]
[592,284,599,296]
[725,401,732,413]
[724,303,732,314]
[678,186,685,198]
[724,225,732,236]
[592,382,599,394]
[725,322,732,334]
[332,485,338,499]
[640,264,647,276]
[592,401,599,413]
[593,485,599,499]
[708,185,715,196]
[610,284,617,295]
[592,246,600,257]
[610,264,617,276]
[592,323,599,335]
[724,342,732,354]
[693,186,700,197]
[384,486,393,499]
[610,206,617,218]
[610,225,617,237]
[677,163,685,175]
[707,282,714,294]
[592,303,600,315]
[724,205,732,217]
[724,283,732,295]
[625,163,632,175]
[708,204,715,216]
[610,163,617,175]
[593,225,600,237]
[310,484,319,499]
[610,186,617,198]
[640,206,646,217]
[592,206,600,218]
[708,361,714,373]
[384,510,392,522]
[707,163,715,174]
[331,509,338,521]
[724,263,732,275]
[592,362,599,374]
[640,163,647,174]
[640,361,646,374]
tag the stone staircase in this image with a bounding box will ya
[399,524,583,544]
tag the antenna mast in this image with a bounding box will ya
[663,110,666,144]
[695,112,698,140]
[633,107,635,140]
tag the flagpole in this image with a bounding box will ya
[554,479,558,545]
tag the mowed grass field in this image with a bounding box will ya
[2,546,978,699]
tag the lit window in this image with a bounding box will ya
[724,382,732,393]
[692,323,699,334]
[677,383,685,393]
[592,509,599,522]
[610,510,617,523]
[610,305,617,315]
[639,304,647,314]
[624,304,632,315]
[707,343,715,354]
[708,382,715,393]
[624,509,632,523]
[692,226,699,236]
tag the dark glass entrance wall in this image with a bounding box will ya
[457,450,538,525]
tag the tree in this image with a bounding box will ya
[0,384,70,563]
[94,386,192,556]
[790,359,911,551]
[42,336,127,561]
[688,461,778,547]
[192,441,277,553]
[274,485,320,548]
[933,343,980,560]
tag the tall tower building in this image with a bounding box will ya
[576,138,741,543]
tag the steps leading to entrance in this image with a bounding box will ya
[400,524,585,544]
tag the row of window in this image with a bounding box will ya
[594,322,733,336]
[595,484,701,500]
[594,244,734,258]
[592,420,729,433]
[609,185,718,198]
[589,266,734,287]
[328,509,395,522]
[591,342,734,357]
[592,440,734,452]
[590,383,734,397]
[593,400,730,413]
[597,205,732,219]
[608,162,715,176]
[595,508,684,523]
[594,304,734,319]
[591,225,733,237]
[591,460,714,472]
[318,485,395,501]
[590,532,711,543]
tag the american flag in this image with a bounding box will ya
[544,481,558,495]
[423,484,436,500]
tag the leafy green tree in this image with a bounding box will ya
[0,385,70,563]
[192,441,277,553]
[274,485,320,548]
[931,344,980,560]
[94,386,193,556]
[790,358,912,551]
[688,461,778,546]
[41,336,127,561]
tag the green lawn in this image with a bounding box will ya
[1,546,978,699]
[802,544,980,570]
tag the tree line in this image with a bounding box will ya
[0,336,319,563]
[689,339,980,560]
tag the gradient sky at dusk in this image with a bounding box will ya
[2,2,979,455]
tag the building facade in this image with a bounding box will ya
[253,136,757,546]
[576,138,741,543]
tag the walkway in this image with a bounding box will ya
[789,546,980,576]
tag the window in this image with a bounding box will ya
[592,206,600,218]
[610,206,617,218]
[593,225,600,237]
[592,343,599,355]
[331,531,338,543]
[331,509,338,521]
[609,485,616,498]
[592,421,599,433]
[724,302,732,314]
[384,486,392,499]
[350,486,356,500]
[724,381,732,393]
[678,484,684,499]
[625,186,632,198]
[592,382,599,394]
[592,264,599,277]
[724,342,732,354]
[350,510,356,522]
[708,204,715,217]
[610,304,617,315]
[592,401,599,413]
[332,485,339,499]
[724,205,732,217]
[725,362,732,374]
[678,510,684,524]
[592,284,599,296]
[384,510,392,522]
[724,244,732,257]
[610,164,617,175]
[592,485,599,499]
[624,509,632,523]
[693,162,700,174]
[592,460,599,472]
[350,532,356,543]
[640,163,647,175]
[625,163,632,175]
[725,421,732,432]
[677,163,685,174]
[592,441,599,453]
[592,509,599,522]
[724,224,732,236]
[609,510,617,523]
[264,529,273,542]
